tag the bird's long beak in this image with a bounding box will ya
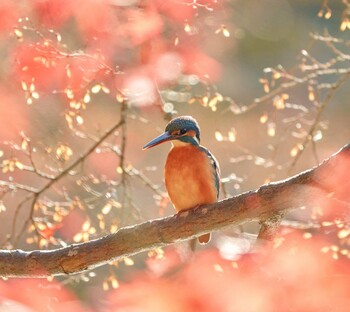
[143,132,175,150]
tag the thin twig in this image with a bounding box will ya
[0,181,38,194]
[36,120,124,197]
[10,120,124,245]
[288,72,350,172]
[242,67,350,113]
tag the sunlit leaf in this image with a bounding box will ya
[267,122,276,137]
[320,246,329,253]
[56,144,73,162]
[208,97,218,109]
[324,9,332,19]
[26,237,35,244]
[116,93,124,103]
[111,277,119,289]
[21,140,28,151]
[340,19,348,31]
[215,92,223,101]
[273,95,285,110]
[101,84,110,94]
[313,130,323,142]
[330,245,339,252]
[15,160,24,170]
[223,28,230,38]
[228,128,237,142]
[29,82,35,92]
[213,264,224,273]
[14,28,23,40]
[202,95,209,106]
[53,212,63,222]
[308,85,315,101]
[260,113,268,124]
[91,84,102,94]
[124,257,134,266]
[83,92,91,103]
[66,88,74,99]
[102,203,112,215]
[340,249,349,256]
[184,23,191,32]
[21,81,28,91]
[273,71,281,79]
[0,201,6,212]
[76,115,84,125]
[290,145,302,157]
[215,130,223,142]
[110,224,118,233]
[82,220,91,232]
[99,219,106,230]
[259,78,270,93]
[102,281,109,291]
[65,113,73,125]
[338,229,350,239]
[303,232,312,239]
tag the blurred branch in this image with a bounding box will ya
[8,119,124,245]
[243,67,350,112]
[257,212,285,241]
[257,71,350,236]
[35,119,124,195]
[119,100,130,224]
[0,143,349,277]
[0,181,38,193]
[289,71,350,171]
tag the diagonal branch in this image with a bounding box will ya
[289,71,350,171]
[258,72,350,240]
[37,119,124,196]
[0,143,349,278]
[9,119,125,245]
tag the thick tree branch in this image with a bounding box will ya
[0,144,349,278]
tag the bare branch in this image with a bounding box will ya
[0,143,349,278]
[6,120,125,245]
[36,119,124,196]
[289,71,350,171]
[0,181,38,194]
[243,67,350,112]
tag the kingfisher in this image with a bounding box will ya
[143,116,220,244]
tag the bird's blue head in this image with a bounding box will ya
[143,116,201,149]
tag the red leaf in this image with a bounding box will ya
[0,1,20,34]
[34,0,74,28]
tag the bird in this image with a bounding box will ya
[143,115,220,244]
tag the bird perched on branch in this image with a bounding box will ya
[143,116,220,244]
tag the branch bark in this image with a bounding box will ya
[1,144,349,278]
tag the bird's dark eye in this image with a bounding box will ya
[179,128,187,135]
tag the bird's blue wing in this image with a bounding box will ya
[199,146,220,198]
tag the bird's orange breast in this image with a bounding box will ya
[165,145,217,212]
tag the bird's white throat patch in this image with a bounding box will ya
[171,136,199,147]
[171,140,190,147]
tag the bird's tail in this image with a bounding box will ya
[198,233,211,244]
[189,233,211,251]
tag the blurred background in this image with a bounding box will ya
[0,0,349,310]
